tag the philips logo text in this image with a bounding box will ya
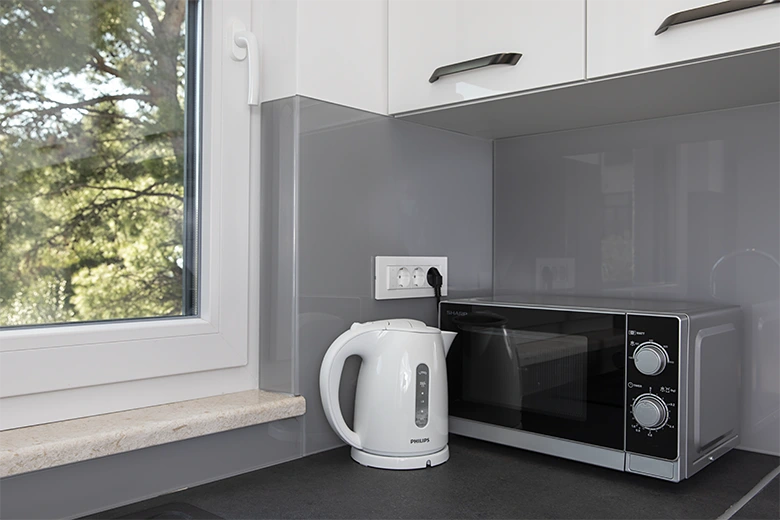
[410,438,430,444]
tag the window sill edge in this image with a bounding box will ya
[0,390,305,478]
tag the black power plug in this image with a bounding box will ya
[427,267,443,306]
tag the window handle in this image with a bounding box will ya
[429,52,522,83]
[230,21,260,106]
[655,0,780,35]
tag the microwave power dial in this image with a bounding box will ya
[633,342,668,376]
[633,394,669,430]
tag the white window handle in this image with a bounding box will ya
[230,21,260,106]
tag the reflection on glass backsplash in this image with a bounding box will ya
[494,103,780,455]
[262,96,494,456]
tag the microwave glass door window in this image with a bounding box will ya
[444,306,626,450]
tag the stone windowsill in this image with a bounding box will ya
[0,390,306,478]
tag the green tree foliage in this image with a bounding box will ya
[0,0,191,326]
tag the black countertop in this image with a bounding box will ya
[734,476,780,520]
[89,436,779,519]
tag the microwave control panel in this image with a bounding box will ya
[625,314,680,461]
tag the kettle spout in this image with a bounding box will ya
[441,331,457,356]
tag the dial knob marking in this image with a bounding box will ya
[633,394,669,429]
[633,342,668,376]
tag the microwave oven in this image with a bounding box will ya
[439,295,742,482]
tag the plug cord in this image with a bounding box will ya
[427,267,443,306]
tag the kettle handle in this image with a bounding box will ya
[319,328,369,449]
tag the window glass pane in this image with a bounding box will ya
[0,0,200,327]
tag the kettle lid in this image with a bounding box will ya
[349,318,442,334]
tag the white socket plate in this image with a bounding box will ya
[374,256,448,300]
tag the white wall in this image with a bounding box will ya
[257,0,388,115]
[257,0,298,102]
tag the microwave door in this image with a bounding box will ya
[445,305,627,451]
[460,325,522,419]
[459,328,595,424]
[508,331,589,422]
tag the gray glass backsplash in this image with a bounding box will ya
[262,97,493,455]
[494,103,780,455]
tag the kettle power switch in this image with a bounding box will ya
[415,364,429,428]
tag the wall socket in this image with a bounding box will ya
[374,256,448,300]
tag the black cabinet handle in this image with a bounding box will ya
[429,52,522,83]
[656,0,780,35]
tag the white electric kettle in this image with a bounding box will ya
[319,319,457,470]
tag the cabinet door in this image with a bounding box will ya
[588,0,780,79]
[388,0,585,114]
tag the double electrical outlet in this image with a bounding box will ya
[374,256,448,300]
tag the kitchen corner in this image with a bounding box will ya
[2,0,780,519]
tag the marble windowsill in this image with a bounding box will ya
[0,390,306,478]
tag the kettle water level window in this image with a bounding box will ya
[0,0,201,327]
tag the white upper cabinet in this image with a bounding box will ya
[587,0,780,79]
[388,0,586,115]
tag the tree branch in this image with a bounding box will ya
[1,94,152,122]
[80,184,184,202]
[89,50,123,79]
[137,0,162,35]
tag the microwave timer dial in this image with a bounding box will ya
[633,342,668,376]
[632,394,669,430]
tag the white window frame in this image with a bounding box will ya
[0,0,260,430]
